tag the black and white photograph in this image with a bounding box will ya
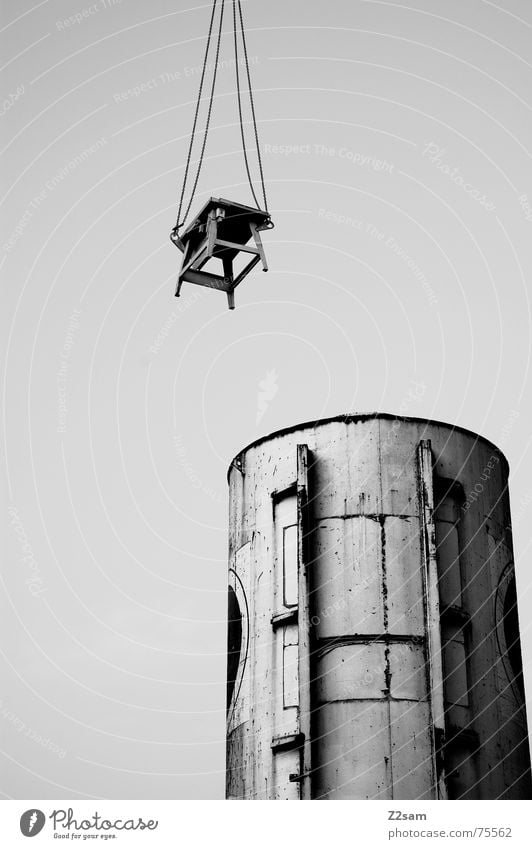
[1,0,532,843]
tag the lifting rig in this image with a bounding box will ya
[170,0,273,310]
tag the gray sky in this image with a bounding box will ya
[1,0,532,799]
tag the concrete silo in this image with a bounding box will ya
[226,414,531,800]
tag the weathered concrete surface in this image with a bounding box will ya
[226,414,532,800]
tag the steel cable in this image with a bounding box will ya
[236,0,269,214]
[174,0,269,234]
[175,0,226,231]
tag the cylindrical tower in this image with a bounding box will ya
[226,414,531,800]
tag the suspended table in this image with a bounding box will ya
[170,197,273,310]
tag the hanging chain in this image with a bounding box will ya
[174,0,269,233]
[175,0,226,232]
[236,0,269,214]
[233,0,260,209]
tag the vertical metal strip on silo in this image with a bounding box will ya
[417,439,448,800]
[297,444,312,799]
